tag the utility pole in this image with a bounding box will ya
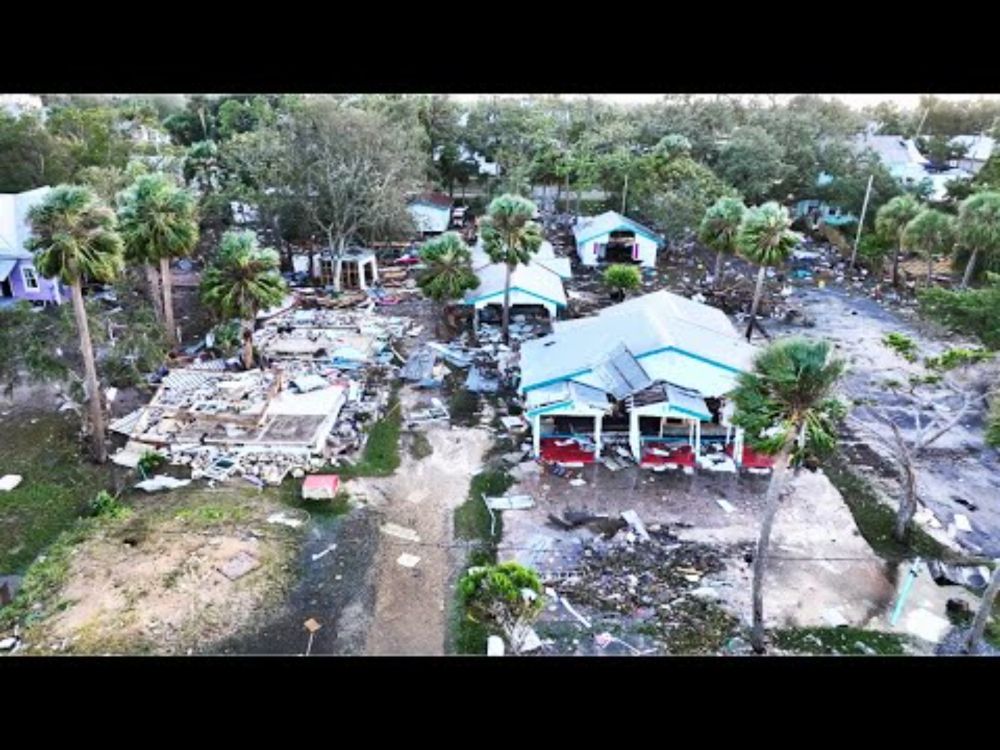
[914,106,931,141]
[848,174,875,273]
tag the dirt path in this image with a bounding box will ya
[353,390,490,655]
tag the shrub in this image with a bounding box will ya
[90,491,130,520]
[918,273,1000,349]
[883,332,919,362]
[603,264,642,296]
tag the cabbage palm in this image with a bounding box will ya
[480,193,544,344]
[903,209,956,285]
[736,202,798,341]
[117,174,199,346]
[731,338,846,653]
[200,231,287,369]
[26,185,125,463]
[418,232,479,331]
[956,191,1000,288]
[698,196,746,289]
[875,194,921,287]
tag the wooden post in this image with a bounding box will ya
[532,413,541,458]
[594,414,602,459]
[848,174,875,273]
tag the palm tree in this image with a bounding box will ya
[200,231,287,369]
[417,232,479,333]
[736,202,798,341]
[903,209,956,285]
[956,191,1000,288]
[27,185,125,464]
[731,338,846,654]
[480,193,544,344]
[698,196,746,289]
[118,174,199,346]
[875,194,921,288]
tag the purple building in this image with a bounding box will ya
[0,186,69,307]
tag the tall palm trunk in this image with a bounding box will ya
[964,563,1000,654]
[160,256,176,347]
[750,443,793,653]
[145,264,163,323]
[714,251,724,289]
[745,265,767,341]
[71,281,107,464]
[501,263,513,345]
[961,247,980,288]
[891,230,903,287]
[242,317,255,370]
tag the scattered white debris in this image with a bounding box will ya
[569,478,587,487]
[716,499,735,514]
[689,586,721,601]
[822,608,849,627]
[134,475,191,493]
[0,475,23,492]
[487,635,505,656]
[620,510,650,542]
[380,523,421,543]
[499,416,524,431]
[559,596,592,629]
[901,608,951,642]
[266,512,304,529]
[510,623,542,652]
[397,553,421,568]
[311,544,337,562]
[953,514,972,533]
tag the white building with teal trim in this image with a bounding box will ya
[518,290,759,469]
[463,239,571,326]
[573,211,662,268]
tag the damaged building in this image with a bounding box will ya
[518,290,773,472]
[573,211,662,269]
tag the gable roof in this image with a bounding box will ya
[408,191,453,209]
[463,256,568,310]
[470,239,572,279]
[851,134,928,168]
[0,186,50,260]
[573,211,662,246]
[519,290,754,397]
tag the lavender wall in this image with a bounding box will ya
[7,260,67,304]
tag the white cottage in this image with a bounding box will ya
[573,211,662,269]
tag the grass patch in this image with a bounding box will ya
[174,503,253,526]
[0,520,93,629]
[0,411,117,574]
[825,453,962,563]
[448,388,480,427]
[407,431,433,461]
[449,470,514,655]
[454,470,513,544]
[883,332,919,362]
[773,627,906,655]
[335,391,402,479]
[826,456,941,560]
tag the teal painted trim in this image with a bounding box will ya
[635,345,744,375]
[670,404,713,421]
[526,400,573,417]
[576,223,661,246]
[522,368,592,392]
[465,286,567,309]
[522,346,743,394]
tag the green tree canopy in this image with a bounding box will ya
[417,232,479,303]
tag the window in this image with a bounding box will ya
[21,265,39,291]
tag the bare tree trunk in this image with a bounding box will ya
[894,456,919,543]
[242,318,254,370]
[71,281,107,464]
[961,247,980,288]
[714,251,724,289]
[745,265,767,341]
[964,563,1000,654]
[333,236,346,292]
[750,445,793,654]
[145,263,163,323]
[160,256,176,347]
[502,263,513,346]
[927,255,934,286]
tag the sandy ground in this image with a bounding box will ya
[771,285,1000,556]
[22,491,300,655]
[352,386,491,655]
[499,460,978,649]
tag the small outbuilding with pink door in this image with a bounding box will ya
[573,210,662,269]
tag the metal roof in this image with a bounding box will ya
[951,135,995,162]
[519,290,754,398]
[573,211,662,245]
